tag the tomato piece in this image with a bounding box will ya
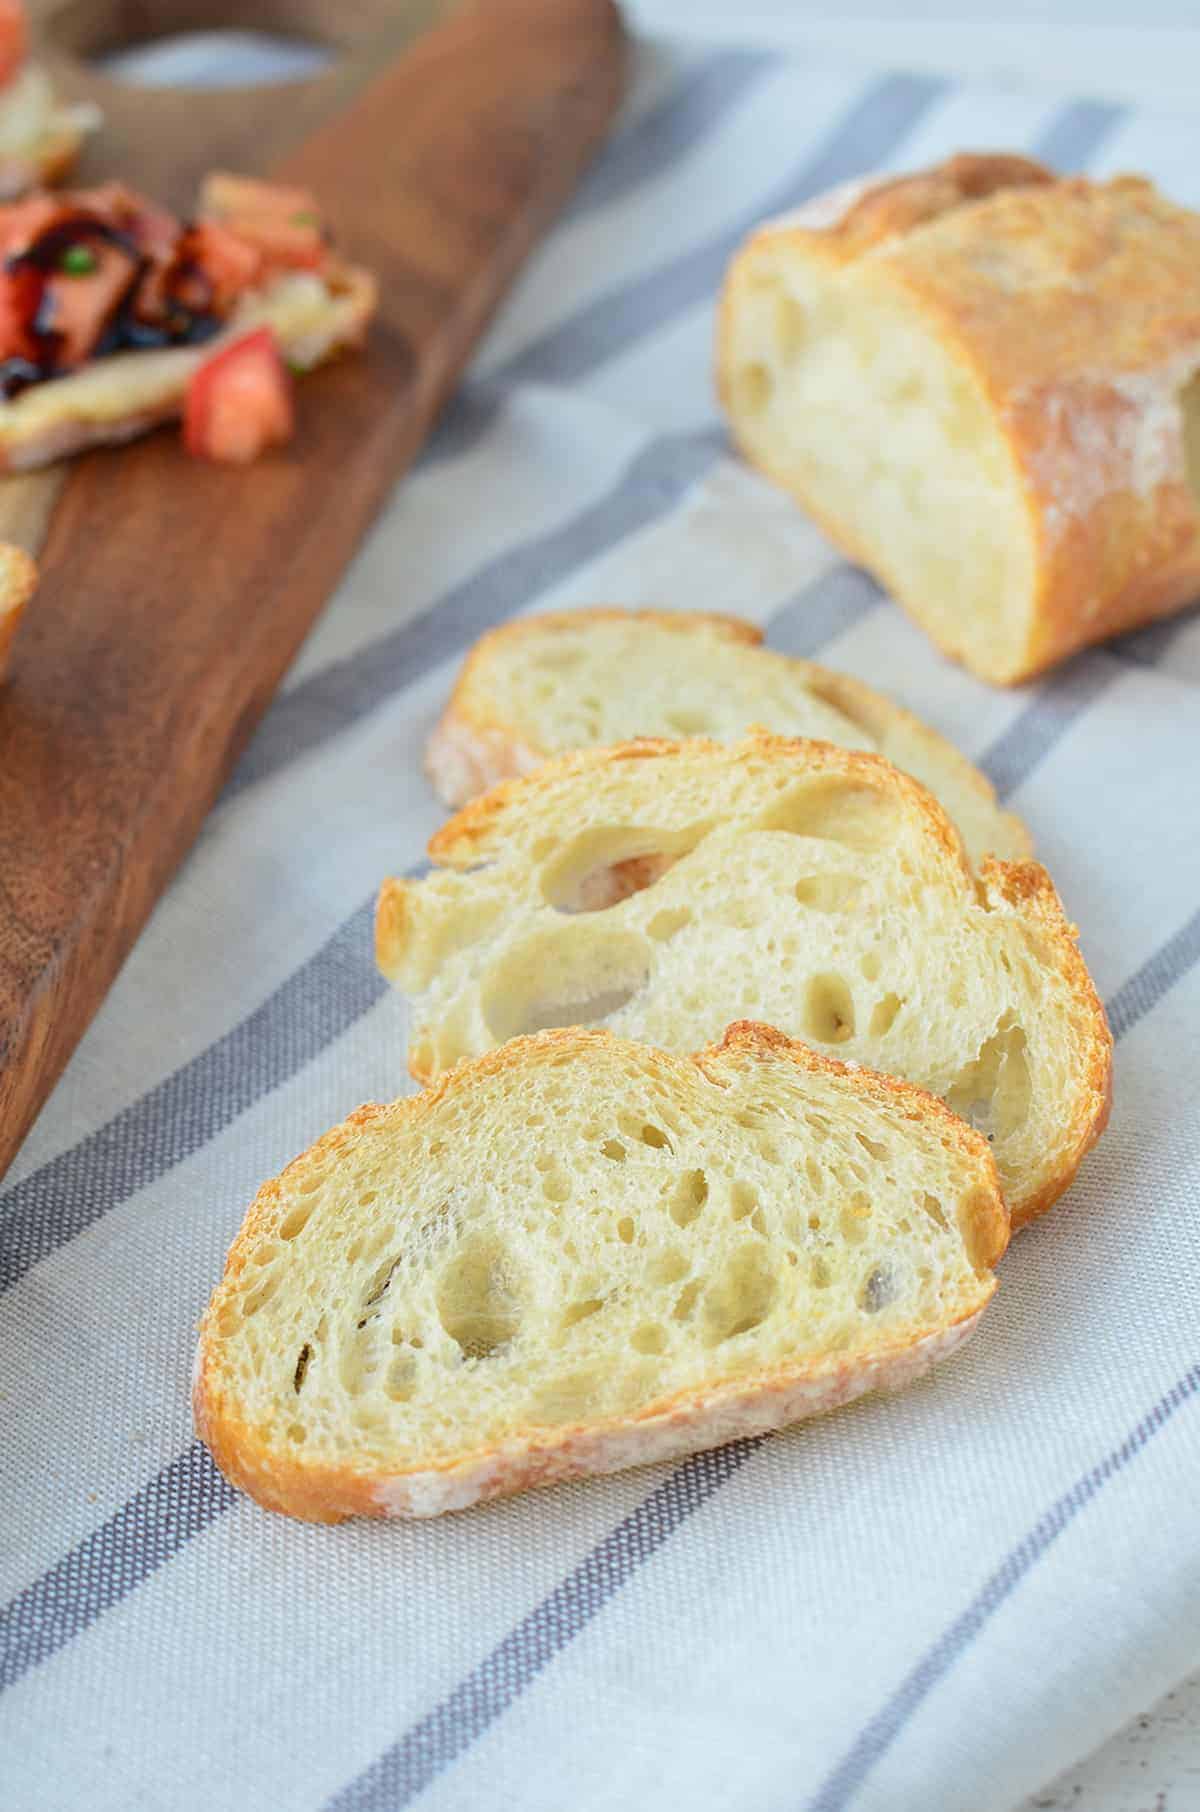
[199,171,325,272]
[40,239,138,365]
[0,193,61,258]
[0,0,27,89]
[0,263,36,360]
[184,221,263,311]
[183,326,294,464]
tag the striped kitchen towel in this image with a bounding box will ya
[2,33,1199,1812]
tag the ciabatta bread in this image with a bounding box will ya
[718,154,1200,684]
[378,735,1111,1224]
[0,265,375,471]
[427,607,1030,865]
[0,537,35,677]
[194,1022,1008,1522]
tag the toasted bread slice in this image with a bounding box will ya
[378,735,1111,1224]
[0,537,35,677]
[194,1022,1007,1522]
[0,264,376,471]
[718,155,1200,684]
[426,608,1030,866]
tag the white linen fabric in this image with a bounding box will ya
[2,34,1199,1812]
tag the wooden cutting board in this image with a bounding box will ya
[0,0,626,1179]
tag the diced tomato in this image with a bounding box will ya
[0,263,36,360]
[0,193,61,258]
[199,171,325,272]
[184,221,263,311]
[40,240,138,365]
[183,327,294,464]
[0,0,27,89]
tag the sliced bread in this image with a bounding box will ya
[426,607,1030,865]
[378,735,1111,1224]
[194,1022,1008,1521]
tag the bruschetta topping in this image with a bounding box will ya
[0,176,338,396]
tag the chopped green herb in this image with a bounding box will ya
[286,358,307,375]
[291,211,320,228]
[59,245,98,277]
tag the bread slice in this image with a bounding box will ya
[194,1022,1008,1522]
[378,735,1111,1225]
[427,607,1030,866]
[0,539,36,679]
[0,265,376,471]
[717,154,1200,683]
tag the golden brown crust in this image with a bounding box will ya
[425,608,765,807]
[194,1023,1006,1522]
[719,160,1200,683]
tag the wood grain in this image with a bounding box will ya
[0,0,626,1179]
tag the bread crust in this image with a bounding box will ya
[0,262,376,471]
[718,157,1200,683]
[194,1022,1006,1522]
[423,608,1031,864]
[382,733,1111,1224]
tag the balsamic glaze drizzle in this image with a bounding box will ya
[1,213,223,399]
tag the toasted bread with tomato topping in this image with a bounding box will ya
[0,174,376,470]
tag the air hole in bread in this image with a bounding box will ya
[481,926,651,1042]
[958,1186,999,1271]
[860,949,882,983]
[809,1255,832,1288]
[803,972,856,1044]
[296,1172,327,1197]
[794,873,865,911]
[945,1017,1031,1141]
[385,1352,418,1402]
[838,1193,871,1244]
[730,1181,757,1222]
[869,992,904,1036]
[858,1264,895,1313]
[855,1133,888,1162]
[648,1248,689,1286]
[542,1170,571,1204]
[631,1120,671,1150]
[631,1323,668,1355]
[287,1422,307,1444]
[703,1245,779,1344]
[669,1168,708,1227]
[1179,369,1200,507]
[616,1216,636,1245]
[602,1139,626,1162]
[805,1155,825,1194]
[736,361,772,413]
[436,1236,521,1360]
[761,778,902,851]
[750,1206,769,1236]
[673,1279,703,1322]
[293,1344,312,1394]
[279,1203,315,1241]
[918,1192,949,1231]
[647,906,693,941]
[540,824,706,912]
[357,1256,400,1328]
[242,1272,281,1317]
[562,1297,605,1331]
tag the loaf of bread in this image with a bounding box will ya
[718,154,1200,684]
[427,607,1030,865]
[378,734,1111,1224]
[194,1022,1008,1521]
[0,538,35,678]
